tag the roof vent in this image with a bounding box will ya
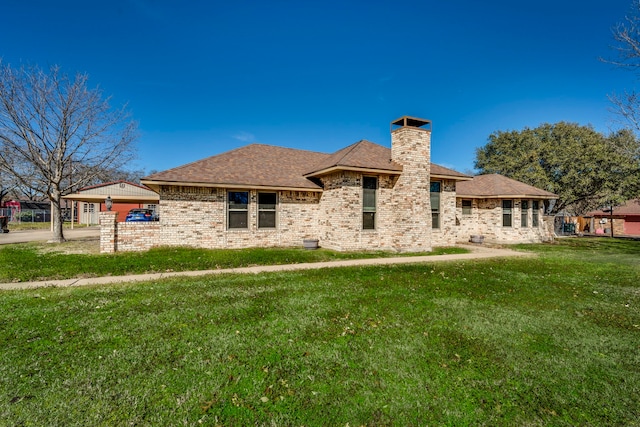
[391,116,431,132]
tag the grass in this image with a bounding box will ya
[0,238,639,425]
[0,243,466,282]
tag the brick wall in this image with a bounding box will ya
[317,172,398,251]
[117,222,161,251]
[456,198,553,243]
[99,211,161,253]
[156,186,321,250]
[431,180,457,247]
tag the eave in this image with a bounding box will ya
[456,193,557,199]
[141,179,324,193]
[304,166,403,178]
[62,194,160,203]
[431,173,473,181]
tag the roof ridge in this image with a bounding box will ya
[248,143,329,156]
[332,140,367,163]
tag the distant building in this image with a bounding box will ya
[63,181,159,224]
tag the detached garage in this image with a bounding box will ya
[63,181,159,225]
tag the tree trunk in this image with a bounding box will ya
[48,192,66,243]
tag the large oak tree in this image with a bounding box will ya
[475,122,640,215]
[0,62,137,242]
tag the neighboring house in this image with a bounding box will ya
[97,116,557,253]
[585,199,640,236]
[63,181,159,225]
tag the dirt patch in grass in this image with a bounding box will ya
[36,237,100,255]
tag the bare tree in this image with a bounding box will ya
[608,1,640,137]
[0,170,18,206]
[0,62,137,242]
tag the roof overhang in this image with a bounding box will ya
[141,180,324,193]
[431,174,473,181]
[304,166,403,178]
[456,194,557,199]
[62,194,160,203]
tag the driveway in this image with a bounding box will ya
[0,227,100,245]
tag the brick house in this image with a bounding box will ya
[100,116,557,253]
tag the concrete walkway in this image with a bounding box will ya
[0,244,534,291]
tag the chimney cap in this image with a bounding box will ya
[391,116,431,131]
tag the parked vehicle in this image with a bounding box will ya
[125,209,158,222]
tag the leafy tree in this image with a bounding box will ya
[475,122,640,215]
[0,62,137,242]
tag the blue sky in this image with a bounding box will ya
[1,0,637,174]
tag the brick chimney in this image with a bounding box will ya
[390,116,432,252]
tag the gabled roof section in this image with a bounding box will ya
[304,140,403,177]
[62,180,159,203]
[76,180,154,194]
[457,174,557,199]
[142,144,328,191]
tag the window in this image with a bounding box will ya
[363,176,377,230]
[462,199,472,215]
[258,192,277,228]
[521,200,529,227]
[430,181,441,229]
[502,200,513,227]
[228,191,249,229]
[532,200,540,227]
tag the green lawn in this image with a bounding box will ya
[0,243,466,282]
[1,238,639,425]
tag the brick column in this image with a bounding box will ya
[100,211,119,253]
[390,120,432,252]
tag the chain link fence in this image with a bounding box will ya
[0,208,52,223]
